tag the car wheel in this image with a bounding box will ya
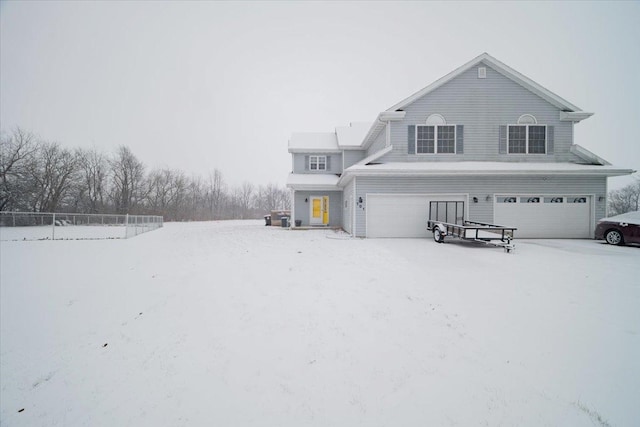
[605,229,624,246]
[433,229,444,243]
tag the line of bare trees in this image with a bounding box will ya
[1,128,290,220]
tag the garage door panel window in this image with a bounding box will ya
[544,197,564,203]
[521,197,540,203]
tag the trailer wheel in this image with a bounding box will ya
[433,229,445,243]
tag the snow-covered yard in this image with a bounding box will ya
[1,220,639,426]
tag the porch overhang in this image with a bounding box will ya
[286,173,342,191]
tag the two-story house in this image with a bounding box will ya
[286,53,634,238]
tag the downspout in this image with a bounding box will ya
[386,120,391,147]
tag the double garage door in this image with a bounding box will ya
[494,195,592,238]
[366,194,592,238]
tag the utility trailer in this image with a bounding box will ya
[427,201,517,253]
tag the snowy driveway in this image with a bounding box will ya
[1,220,639,426]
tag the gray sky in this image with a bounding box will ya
[1,1,639,189]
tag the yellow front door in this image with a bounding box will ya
[312,198,322,219]
[310,196,329,225]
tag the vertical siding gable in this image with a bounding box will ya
[385,63,574,163]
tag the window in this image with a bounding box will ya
[416,125,456,154]
[508,125,546,154]
[309,155,326,171]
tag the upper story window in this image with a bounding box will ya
[508,114,546,154]
[416,114,456,154]
[309,155,327,171]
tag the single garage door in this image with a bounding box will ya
[367,194,467,238]
[494,195,592,238]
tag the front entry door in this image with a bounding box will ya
[310,196,329,225]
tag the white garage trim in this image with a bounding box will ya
[366,193,468,238]
[494,194,594,238]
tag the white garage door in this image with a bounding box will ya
[494,195,592,238]
[367,194,467,238]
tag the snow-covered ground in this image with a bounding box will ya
[1,220,639,426]
[0,225,126,241]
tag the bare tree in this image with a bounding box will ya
[73,148,108,213]
[109,146,145,214]
[236,181,255,219]
[23,142,78,212]
[204,169,226,219]
[0,128,40,211]
[255,183,290,213]
[608,176,640,215]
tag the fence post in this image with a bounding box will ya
[52,213,56,240]
[125,214,129,238]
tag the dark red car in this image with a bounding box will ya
[595,211,640,246]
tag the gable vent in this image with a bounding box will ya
[478,67,486,79]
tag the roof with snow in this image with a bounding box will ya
[288,132,339,153]
[286,173,341,190]
[342,162,634,179]
[335,122,373,148]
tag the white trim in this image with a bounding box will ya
[426,113,446,125]
[340,162,634,178]
[517,114,537,125]
[507,124,547,154]
[570,144,611,165]
[309,155,327,171]
[559,111,594,122]
[415,124,457,155]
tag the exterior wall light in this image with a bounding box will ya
[473,197,478,203]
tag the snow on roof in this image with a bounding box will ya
[335,122,373,148]
[600,210,640,225]
[344,162,634,177]
[286,173,340,189]
[288,132,339,153]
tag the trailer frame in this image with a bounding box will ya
[426,201,517,253]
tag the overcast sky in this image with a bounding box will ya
[1,1,639,189]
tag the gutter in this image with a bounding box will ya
[361,111,406,150]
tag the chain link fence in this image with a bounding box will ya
[0,212,163,241]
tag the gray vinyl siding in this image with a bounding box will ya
[292,153,343,174]
[367,127,387,158]
[381,63,582,164]
[293,191,343,227]
[353,175,606,237]
[343,180,355,233]
[343,150,366,169]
